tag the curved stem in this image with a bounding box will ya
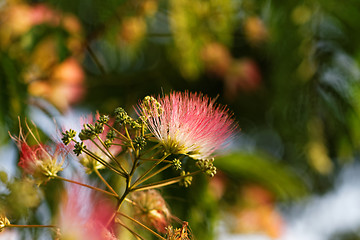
[117,213,166,240]
[133,164,172,187]
[132,154,170,188]
[7,224,57,228]
[124,126,135,151]
[94,136,128,174]
[94,168,118,196]
[116,220,145,240]
[105,123,128,141]
[140,143,161,157]
[83,148,126,177]
[132,171,202,192]
[52,175,118,198]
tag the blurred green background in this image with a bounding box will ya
[2,0,360,239]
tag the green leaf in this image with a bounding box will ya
[216,152,308,200]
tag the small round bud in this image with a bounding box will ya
[114,107,130,125]
[133,136,147,150]
[98,115,110,124]
[106,130,116,141]
[179,171,192,187]
[73,142,86,156]
[172,159,182,171]
[94,122,104,134]
[104,139,112,148]
[62,129,77,145]
[141,96,163,117]
[196,158,217,177]
[79,124,96,140]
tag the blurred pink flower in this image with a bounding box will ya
[139,92,236,160]
[57,184,116,240]
[131,190,171,234]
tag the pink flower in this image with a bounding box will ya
[139,92,236,160]
[10,124,65,184]
[57,184,117,240]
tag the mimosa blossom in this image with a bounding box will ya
[139,92,236,160]
[10,124,65,184]
[57,184,116,240]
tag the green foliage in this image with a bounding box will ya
[216,152,308,200]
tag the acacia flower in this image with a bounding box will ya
[57,184,116,240]
[131,190,171,234]
[139,92,236,160]
[10,124,65,184]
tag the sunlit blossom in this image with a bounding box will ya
[10,123,65,184]
[57,184,116,240]
[139,91,236,160]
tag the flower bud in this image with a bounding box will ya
[131,190,171,233]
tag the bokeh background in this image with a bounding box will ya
[1,0,360,239]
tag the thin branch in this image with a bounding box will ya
[52,175,118,198]
[94,168,118,196]
[117,213,166,240]
[116,219,145,240]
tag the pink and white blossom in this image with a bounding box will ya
[139,91,236,160]
[57,184,117,240]
[10,124,65,183]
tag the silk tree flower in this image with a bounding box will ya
[139,92,236,160]
[77,113,122,174]
[131,190,171,234]
[10,125,65,184]
[57,184,116,240]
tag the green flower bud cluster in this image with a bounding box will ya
[179,171,192,187]
[133,136,147,150]
[114,107,142,129]
[114,107,131,125]
[172,159,182,171]
[106,130,116,141]
[79,122,104,141]
[73,142,86,156]
[142,96,163,116]
[196,158,217,177]
[98,115,109,124]
[61,129,76,145]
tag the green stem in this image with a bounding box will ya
[86,45,106,75]
[52,175,118,198]
[132,171,202,192]
[124,126,135,151]
[133,164,172,187]
[94,136,128,174]
[7,224,56,228]
[132,154,170,188]
[116,220,145,240]
[140,143,161,157]
[106,173,131,227]
[94,168,118,196]
[83,148,126,177]
[105,123,128,141]
[118,213,166,240]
